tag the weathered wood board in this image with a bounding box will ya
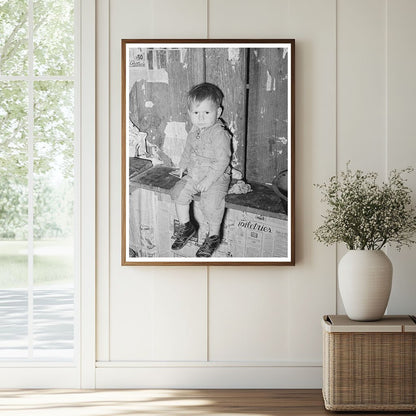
[128,46,288,185]
[205,48,248,177]
[246,48,288,184]
[129,48,204,165]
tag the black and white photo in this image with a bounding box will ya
[122,40,295,265]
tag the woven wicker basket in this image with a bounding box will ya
[322,315,416,411]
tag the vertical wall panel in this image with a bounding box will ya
[386,0,416,314]
[209,0,290,38]
[110,271,208,361]
[151,273,208,361]
[209,268,290,361]
[148,0,207,38]
[337,0,387,172]
[286,0,337,361]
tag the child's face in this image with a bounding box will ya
[188,99,221,130]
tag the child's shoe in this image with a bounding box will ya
[196,235,221,257]
[171,222,196,250]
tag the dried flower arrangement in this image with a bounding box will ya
[314,164,416,250]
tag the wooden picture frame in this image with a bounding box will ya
[122,39,295,265]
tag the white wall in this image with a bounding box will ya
[95,0,416,388]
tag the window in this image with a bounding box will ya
[0,0,77,362]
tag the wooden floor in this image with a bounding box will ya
[0,389,413,415]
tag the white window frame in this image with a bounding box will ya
[79,0,96,390]
[0,0,95,388]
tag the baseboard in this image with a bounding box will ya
[95,364,323,389]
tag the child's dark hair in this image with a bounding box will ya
[187,82,224,108]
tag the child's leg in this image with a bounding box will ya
[196,174,230,257]
[208,222,221,236]
[170,176,198,250]
[200,173,230,236]
[175,203,190,224]
[171,176,197,224]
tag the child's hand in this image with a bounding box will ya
[197,177,211,192]
[170,168,185,178]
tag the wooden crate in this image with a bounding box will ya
[322,315,416,411]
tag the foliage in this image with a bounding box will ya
[0,0,28,75]
[0,0,74,240]
[34,176,74,239]
[33,0,74,76]
[0,0,74,76]
[314,164,416,250]
[0,81,28,179]
[0,240,73,288]
[0,177,27,238]
[0,174,73,240]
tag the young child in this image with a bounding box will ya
[170,83,231,257]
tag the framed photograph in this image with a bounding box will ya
[122,39,295,265]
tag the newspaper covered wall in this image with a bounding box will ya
[129,188,159,257]
[130,188,287,258]
[219,209,288,258]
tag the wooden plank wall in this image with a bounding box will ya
[246,48,288,184]
[129,48,204,159]
[129,47,288,184]
[205,48,247,177]
[165,48,205,126]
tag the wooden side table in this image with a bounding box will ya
[322,315,416,411]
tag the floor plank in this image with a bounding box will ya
[0,389,413,415]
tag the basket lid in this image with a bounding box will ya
[322,315,416,333]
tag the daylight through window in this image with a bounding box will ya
[0,0,77,361]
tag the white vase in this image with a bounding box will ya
[338,250,393,321]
